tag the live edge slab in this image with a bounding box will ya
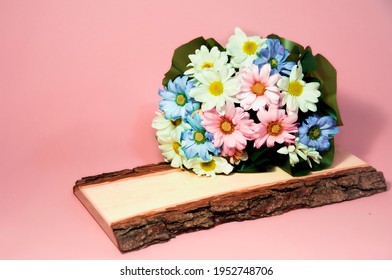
[73,146,387,253]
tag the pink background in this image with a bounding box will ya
[1,0,391,259]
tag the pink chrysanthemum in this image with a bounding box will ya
[237,64,281,111]
[254,106,298,148]
[201,102,256,157]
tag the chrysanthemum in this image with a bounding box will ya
[298,115,339,151]
[158,135,188,168]
[304,146,323,167]
[189,68,240,114]
[159,76,200,120]
[254,107,298,148]
[201,102,256,157]
[186,156,233,177]
[226,27,266,68]
[229,149,248,165]
[253,38,295,76]
[184,46,230,78]
[152,112,190,141]
[277,138,322,167]
[277,62,321,114]
[277,143,301,166]
[181,113,220,161]
[238,64,281,111]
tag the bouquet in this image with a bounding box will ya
[152,28,342,177]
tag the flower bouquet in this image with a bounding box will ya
[152,28,342,177]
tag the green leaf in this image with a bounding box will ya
[300,47,318,73]
[162,37,224,86]
[234,145,274,173]
[314,99,338,121]
[307,54,343,126]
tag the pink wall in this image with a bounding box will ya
[1,0,391,259]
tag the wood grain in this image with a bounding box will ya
[73,149,387,253]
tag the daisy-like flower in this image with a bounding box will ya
[159,76,200,120]
[152,112,190,141]
[229,149,248,165]
[158,134,188,168]
[254,106,298,148]
[184,46,230,78]
[277,144,301,166]
[226,27,266,68]
[181,113,220,161]
[277,138,322,167]
[253,38,295,76]
[304,146,323,167]
[189,67,240,114]
[186,156,233,177]
[238,64,281,111]
[277,62,321,114]
[298,115,339,151]
[201,102,256,157]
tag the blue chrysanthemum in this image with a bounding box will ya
[159,76,200,120]
[253,39,295,76]
[298,115,340,152]
[181,113,220,161]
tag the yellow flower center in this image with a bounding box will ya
[269,58,278,69]
[200,159,216,172]
[201,62,214,69]
[242,40,258,55]
[288,80,304,96]
[308,126,321,140]
[209,81,224,96]
[175,93,187,106]
[172,142,181,154]
[220,119,234,134]
[251,82,266,96]
[194,131,206,144]
[267,121,282,136]
[171,118,182,127]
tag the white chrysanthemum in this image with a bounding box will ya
[186,156,233,177]
[278,144,300,166]
[302,145,322,167]
[277,62,321,114]
[277,138,322,167]
[184,46,230,78]
[189,68,240,114]
[158,134,188,168]
[151,112,190,141]
[226,27,266,68]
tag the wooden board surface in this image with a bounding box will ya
[73,146,387,253]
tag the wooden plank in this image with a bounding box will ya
[73,146,387,253]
